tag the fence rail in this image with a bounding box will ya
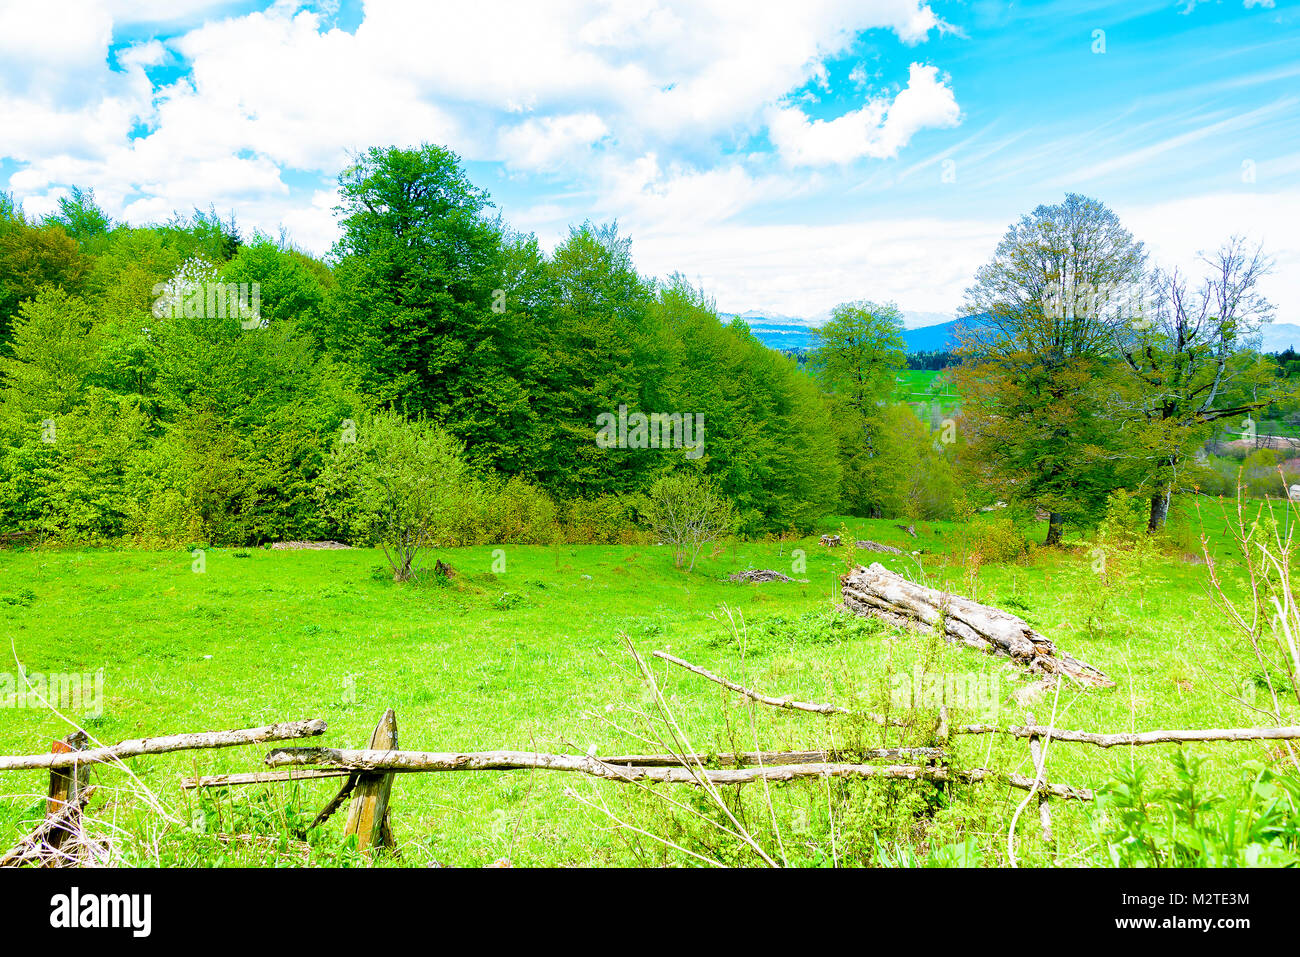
[3,651,1297,864]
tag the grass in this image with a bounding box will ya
[893,369,961,419]
[0,502,1294,867]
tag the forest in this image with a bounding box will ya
[0,145,1292,555]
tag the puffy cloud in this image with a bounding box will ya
[768,63,960,166]
[499,114,609,172]
[1,1,951,223]
[627,214,1003,316]
[0,0,967,307]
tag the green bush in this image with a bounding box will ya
[471,475,560,545]
[564,493,645,544]
[957,514,1027,564]
[1092,752,1300,867]
[315,411,473,580]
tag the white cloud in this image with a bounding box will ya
[1122,189,1300,320]
[629,215,1004,316]
[768,63,960,166]
[499,114,609,173]
[617,189,1300,322]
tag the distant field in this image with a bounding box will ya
[0,503,1281,867]
[893,369,961,420]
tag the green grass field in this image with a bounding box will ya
[0,504,1293,867]
[894,369,961,420]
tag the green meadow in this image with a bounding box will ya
[2,503,1289,867]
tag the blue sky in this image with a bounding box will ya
[0,0,1296,324]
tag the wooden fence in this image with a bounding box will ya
[2,652,1298,864]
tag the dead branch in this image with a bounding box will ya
[1005,723,1300,748]
[263,748,1092,799]
[0,719,328,772]
[652,650,891,721]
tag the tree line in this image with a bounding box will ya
[0,154,1286,550]
[0,145,845,546]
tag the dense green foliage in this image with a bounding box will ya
[2,167,1293,555]
[0,148,841,546]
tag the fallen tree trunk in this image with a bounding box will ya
[265,748,936,774]
[841,563,1113,688]
[0,719,328,772]
[184,747,942,788]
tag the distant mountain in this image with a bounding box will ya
[902,318,962,353]
[719,312,818,351]
[723,310,965,354]
[733,311,1300,357]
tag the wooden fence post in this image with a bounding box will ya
[1025,711,1052,845]
[46,730,90,859]
[343,709,397,854]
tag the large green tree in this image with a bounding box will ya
[324,144,525,474]
[808,300,906,517]
[954,193,1145,544]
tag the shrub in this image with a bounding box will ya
[564,493,645,544]
[1092,753,1300,867]
[316,411,472,581]
[642,472,735,572]
[957,514,1027,565]
[470,475,559,545]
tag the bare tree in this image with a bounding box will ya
[1113,237,1286,530]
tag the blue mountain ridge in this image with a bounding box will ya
[736,315,1300,356]
[726,314,972,354]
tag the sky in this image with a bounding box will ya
[0,0,1297,327]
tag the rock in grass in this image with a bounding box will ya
[855,540,903,554]
[729,569,796,583]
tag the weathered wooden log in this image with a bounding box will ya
[841,563,1113,687]
[0,719,327,772]
[1006,723,1300,748]
[180,768,354,789]
[592,747,943,766]
[343,709,397,853]
[184,749,940,788]
[45,732,89,857]
[856,540,903,554]
[263,748,1091,799]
